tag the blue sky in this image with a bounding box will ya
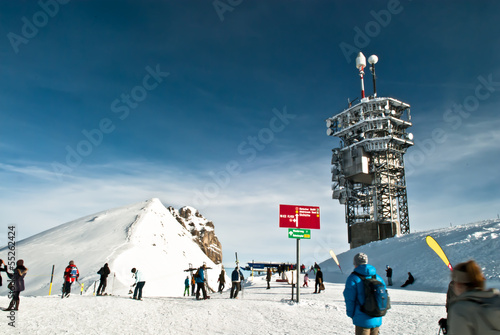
[1,0,499,266]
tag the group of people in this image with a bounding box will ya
[184,264,245,300]
[63,261,147,300]
[0,258,28,311]
[342,253,500,335]
[61,261,116,298]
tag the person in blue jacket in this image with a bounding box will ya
[343,253,386,335]
[195,264,209,300]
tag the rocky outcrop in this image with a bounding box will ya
[168,206,223,264]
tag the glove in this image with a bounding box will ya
[438,318,448,334]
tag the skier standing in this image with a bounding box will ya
[195,264,209,300]
[343,253,387,335]
[314,267,324,293]
[230,266,244,299]
[130,268,146,300]
[96,263,110,296]
[4,259,27,311]
[385,266,393,286]
[63,260,79,298]
[266,267,272,289]
[184,276,190,296]
[217,267,226,293]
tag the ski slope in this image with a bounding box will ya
[1,274,447,335]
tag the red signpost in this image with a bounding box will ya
[279,204,320,303]
[279,204,320,229]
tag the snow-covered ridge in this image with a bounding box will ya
[321,219,500,292]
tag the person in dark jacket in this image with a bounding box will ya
[314,267,324,293]
[4,259,28,311]
[195,264,209,300]
[63,260,79,298]
[217,267,226,293]
[343,253,386,334]
[230,266,244,299]
[385,266,393,286]
[0,259,8,287]
[401,272,415,287]
[266,267,272,289]
[96,263,110,296]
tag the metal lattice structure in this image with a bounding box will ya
[326,97,414,249]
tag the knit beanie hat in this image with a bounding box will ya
[353,253,368,267]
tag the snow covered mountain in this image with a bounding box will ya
[321,219,500,292]
[2,198,226,297]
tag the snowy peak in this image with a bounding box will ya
[5,198,225,297]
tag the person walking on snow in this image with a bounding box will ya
[385,265,393,286]
[266,267,272,289]
[184,276,190,296]
[63,260,79,298]
[314,267,324,293]
[195,264,209,300]
[230,266,244,299]
[303,273,309,287]
[131,268,146,300]
[4,259,27,311]
[343,253,387,335]
[96,263,110,296]
[217,267,226,293]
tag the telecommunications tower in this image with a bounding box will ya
[326,52,414,249]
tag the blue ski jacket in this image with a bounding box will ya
[343,264,385,329]
[195,267,205,283]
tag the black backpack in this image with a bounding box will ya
[353,272,391,317]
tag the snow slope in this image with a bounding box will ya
[321,219,500,292]
[1,198,226,297]
[1,274,448,335]
[1,202,499,334]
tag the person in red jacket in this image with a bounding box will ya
[62,260,79,298]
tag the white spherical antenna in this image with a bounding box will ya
[368,55,378,65]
